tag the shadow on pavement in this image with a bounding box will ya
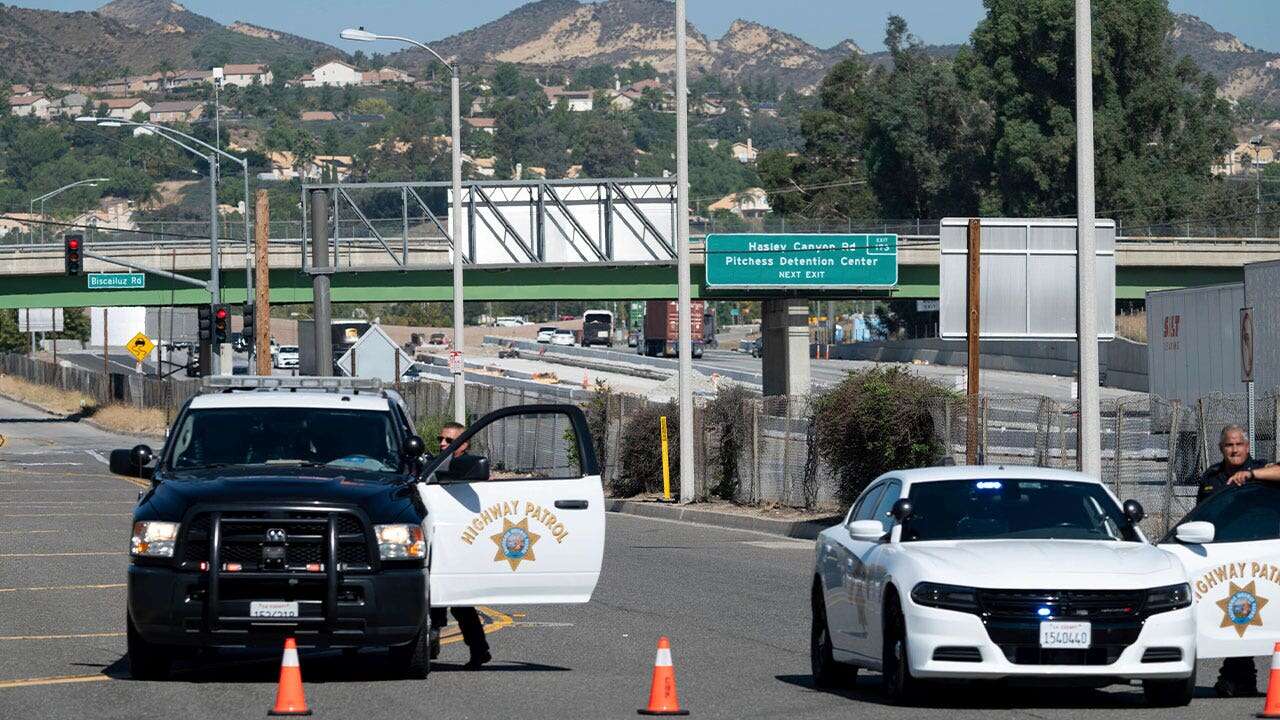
[776,673,1216,709]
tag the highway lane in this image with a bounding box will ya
[0,394,1260,720]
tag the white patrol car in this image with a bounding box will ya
[810,466,1195,706]
[1160,481,1280,659]
[114,376,605,679]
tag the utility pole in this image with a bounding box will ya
[254,189,271,376]
[311,189,332,376]
[1075,0,1102,476]
[450,63,466,423]
[966,219,981,465]
[675,0,695,503]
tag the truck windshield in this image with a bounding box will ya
[903,479,1138,542]
[168,407,401,474]
[584,313,611,324]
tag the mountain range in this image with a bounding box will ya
[1,0,1278,107]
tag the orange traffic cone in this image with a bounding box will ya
[269,637,311,716]
[1260,643,1280,717]
[582,372,590,389]
[638,636,688,716]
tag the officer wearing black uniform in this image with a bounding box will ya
[1198,424,1269,696]
[428,423,493,669]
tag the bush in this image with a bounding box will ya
[615,400,678,497]
[703,383,753,501]
[812,367,950,505]
[580,379,613,473]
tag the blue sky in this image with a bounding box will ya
[16,0,1280,54]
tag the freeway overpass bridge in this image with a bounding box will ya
[0,177,1274,309]
[0,234,1270,309]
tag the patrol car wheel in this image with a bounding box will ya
[882,595,922,704]
[127,614,172,681]
[390,621,431,679]
[1143,667,1195,707]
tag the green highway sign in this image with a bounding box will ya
[87,273,146,290]
[705,234,898,289]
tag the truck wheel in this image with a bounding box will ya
[127,614,172,681]
[1143,667,1195,707]
[389,621,431,679]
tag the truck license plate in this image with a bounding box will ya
[597,331,608,338]
[1039,621,1090,649]
[250,601,299,619]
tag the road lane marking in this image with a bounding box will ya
[0,674,110,689]
[85,450,108,465]
[3,463,84,467]
[3,513,127,517]
[0,529,60,535]
[0,632,124,641]
[0,501,135,505]
[742,540,812,550]
[0,551,122,558]
[0,583,125,593]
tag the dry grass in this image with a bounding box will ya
[0,374,94,416]
[1116,310,1148,343]
[0,374,167,436]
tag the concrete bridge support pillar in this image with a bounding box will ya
[761,298,810,397]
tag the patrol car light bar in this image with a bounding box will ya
[201,376,385,393]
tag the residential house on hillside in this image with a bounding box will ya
[695,97,727,116]
[708,188,771,219]
[1214,141,1276,175]
[731,139,758,164]
[262,151,299,181]
[9,95,52,119]
[73,197,137,232]
[300,110,338,123]
[306,155,354,181]
[50,93,88,118]
[465,117,497,135]
[97,74,164,96]
[10,84,32,96]
[543,86,594,112]
[301,61,361,88]
[166,69,213,90]
[361,68,414,85]
[470,96,495,116]
[470,156,496,178]
[220,64,273,87]
[0,213,41,238]
[149,100,205,124]
[101,98,151,120]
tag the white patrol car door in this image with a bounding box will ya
[1158,484,1280,658]
[419,405,605,607]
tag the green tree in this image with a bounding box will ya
[578,114,634,177]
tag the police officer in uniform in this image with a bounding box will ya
[1199,424,1270,696]
[428,422,493,669]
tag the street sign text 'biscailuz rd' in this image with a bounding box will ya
[704,234,898,289]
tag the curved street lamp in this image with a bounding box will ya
[341,26,466,422]
[29,177,110,243]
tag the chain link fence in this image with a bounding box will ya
[4,353,1278,531]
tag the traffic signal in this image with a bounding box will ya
[197,304,213,347]
[212,305,230,345]
[64,234,83,276]
[241,303,255,352]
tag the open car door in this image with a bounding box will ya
[1159,483,1280,658]
[418,404,605,606]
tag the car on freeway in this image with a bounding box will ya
[111,376,606,680]
[810,466,1195,707]
[275,345,299,369]
[494,316,527,327]
[749,337,763,358]
[1159,481,1280,660]
[428,332,448,346]
[536,326,557,343]
[550,329,575,346]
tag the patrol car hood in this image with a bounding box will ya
[904,540,1182,588]
[143,467,417,521]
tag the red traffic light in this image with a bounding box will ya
[215,308,228,320]
[67,238,80,250]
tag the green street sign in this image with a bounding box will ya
[705,234,898,289]
[87,272,146,290]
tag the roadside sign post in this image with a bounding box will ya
[966,219,981,465]
[124,332,156,374]
[659,415,672,502]
[1242,306,1256,449]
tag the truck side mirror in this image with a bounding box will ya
[401,435,426,460]
[110,444,154,480]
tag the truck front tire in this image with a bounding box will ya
[127,614,172,681]
[389,620,432,679]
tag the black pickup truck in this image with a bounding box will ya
[114,379,437,680]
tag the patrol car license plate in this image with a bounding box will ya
[1039,621,1091,649]
[250,601,299,619]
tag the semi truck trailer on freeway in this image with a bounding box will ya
[640,300,704,358]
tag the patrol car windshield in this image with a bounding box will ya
[167,408,402,474]
[903,479,1138,542]
[1175,482,1280,543]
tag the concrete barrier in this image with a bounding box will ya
[829,337,1149,392]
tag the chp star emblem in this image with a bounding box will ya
[491,517,540,570]
[1217,580,1268,637]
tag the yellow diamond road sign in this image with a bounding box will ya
[125,332,155,363]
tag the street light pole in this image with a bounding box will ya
[341,27,466,421]
[29,178,110,243]
[1075,0,1102,477]
[675,0,695,503]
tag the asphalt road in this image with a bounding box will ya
[0,394,1263,720]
